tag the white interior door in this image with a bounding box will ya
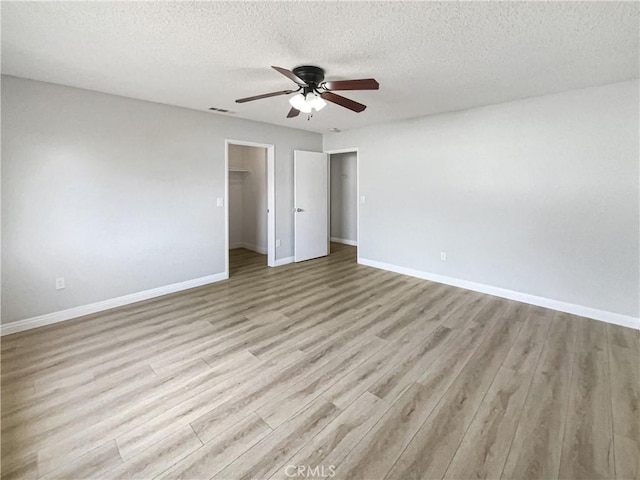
[294,150,328,262]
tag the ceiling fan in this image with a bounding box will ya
[235,66,379,118]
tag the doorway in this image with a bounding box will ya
[328,149,359,261]
[225,140,275,277]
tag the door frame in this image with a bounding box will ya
[225,139,276,276]
[325,147,360,260]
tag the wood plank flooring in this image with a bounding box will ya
[2,243,638,480]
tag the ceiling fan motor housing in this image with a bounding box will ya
[293,66,325,88]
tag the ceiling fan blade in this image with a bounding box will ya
[320,91,367,113]
[287,107,300,118]
[235,89,295,103]
[271,66,308,86]
[323,78,379,91]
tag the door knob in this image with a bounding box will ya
[296,208,303,212]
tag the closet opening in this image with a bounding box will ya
[226,140,275,277]
[328,149,359,263]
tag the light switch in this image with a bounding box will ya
[360,195,366,204]
[216,197,224,207]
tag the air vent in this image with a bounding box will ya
[209,107,230,113]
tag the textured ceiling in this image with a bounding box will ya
[2,2,638,133]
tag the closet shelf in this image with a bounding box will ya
[229,169,250,173]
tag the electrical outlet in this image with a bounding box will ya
[55,277,65,290]
[276,239,281,248]
[440,252,447,261]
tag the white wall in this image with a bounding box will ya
[1,75,321,325]
[228,160,244,249]
[229,144,268,254]
[324,80,639,323]
[330,152,358,244]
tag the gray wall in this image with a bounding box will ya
[229,144,268,254]
[1,75,321,324]
[330,152,358,244]
[228,148,245,250]
[324,80,639,319]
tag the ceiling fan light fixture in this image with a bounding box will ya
[308,93,327,111]
[299,102,313,114]
[289,92,324,113]
[315,96,327,111]
[289,93,306,111]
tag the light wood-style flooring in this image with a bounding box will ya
[2,243,639,480]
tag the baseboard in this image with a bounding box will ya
[273,256,294,267]
[330,237,358,247]
[358,258,640,330]
[1,272,229,336]
[230,242,267,255]
[241,242,268,255]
